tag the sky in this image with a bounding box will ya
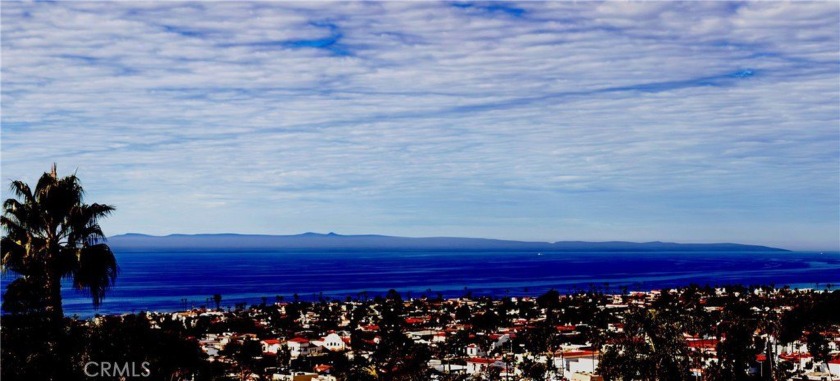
[1,2,838,251]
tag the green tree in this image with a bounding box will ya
[521,357,548,380]
[536,289,561,311]
[221,339,264,381]
[81,313,207,381]
[1,165,117,320]
[599,307,692,381]
[806,329,831,373]
[711,301,759,381]
[346,356,378,381]
[373,290,430,380]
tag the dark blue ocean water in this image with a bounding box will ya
[2,249,839,317]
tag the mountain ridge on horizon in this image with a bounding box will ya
[108,232,790,252]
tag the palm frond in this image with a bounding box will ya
[40,174,84,227]
[34,172,57,199]
[71,244,118,308]
[1,236,27,275]
[8,180,33,202]
[86,203,115,218]
[2,199,46,239]
[62,203,114,245]
[0,215,24,235]
[3,198,23,212]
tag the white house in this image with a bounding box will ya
[287,337,314,359]
[466,358,502,375]
[828,357,840,378]
[489,334,511,352]
[777,341,809,354]
[262,339,283,354]
[466,344,486,357]
[553,350,600,380]
[778,352,813,372]
[571,372,604,381]
[607,323,624,333]
[321,333,346,352]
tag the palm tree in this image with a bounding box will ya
[1,164,117,320]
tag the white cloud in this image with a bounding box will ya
[1,1,838,250]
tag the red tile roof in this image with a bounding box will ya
[779,353,812,361]
[468,358,497,364]
[687,339,718,349]
[559,350,599,359]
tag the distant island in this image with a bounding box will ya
[107,232,789,252]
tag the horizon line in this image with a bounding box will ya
[105,231,813,251]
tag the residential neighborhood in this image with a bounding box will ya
[82,285,839,380]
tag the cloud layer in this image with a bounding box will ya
[2,2,838,250]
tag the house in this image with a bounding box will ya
[779,352,813,371]
[553,350,600,380]
[405,316,428,325]
[320,333,346,352]
[489,333,511,351]
[262,339,283,354]
[571,373,604,381]
[828,356,840,378]
[271,372,335,381]
[287,337,314,358]
[431,360,467,374]
[607,323,624,333]
[686,338,718,355]
[466,358,502,375]
[200,333,223,357]
[465,344,486,357]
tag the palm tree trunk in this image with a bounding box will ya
[45,269,64,322]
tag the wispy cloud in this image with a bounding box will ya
[2,2,838,250]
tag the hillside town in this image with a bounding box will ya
[77,285,840,381]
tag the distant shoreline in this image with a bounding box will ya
[107,232,792,252]
[62,283,840,320]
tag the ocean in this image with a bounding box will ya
[2,249,839,317]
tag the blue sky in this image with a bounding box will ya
[1,2,838,250]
